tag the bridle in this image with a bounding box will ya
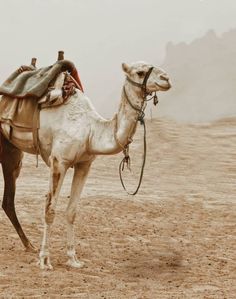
[123,66,158,124]
[126,66,154,98]
[118,66,158,195]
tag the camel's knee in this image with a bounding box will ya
[45,208,56,225]
[2,198,16,219]
[49,155,66,195]
[66,208,76,224]
[2,190,15,211]
[13,160,22,178]
[2,200,7,211]
[2,196,10,210]
[2,158,22,180]
[45,193,56,225]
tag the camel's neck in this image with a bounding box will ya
[116,86,142,147]
[90,83,143,155]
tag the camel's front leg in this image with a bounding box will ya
[39,156,68,270]
[66,160,92,268]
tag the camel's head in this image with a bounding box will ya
[122,61,171,96]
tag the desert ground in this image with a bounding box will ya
[0,117,236,298]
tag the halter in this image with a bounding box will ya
[126,66,154,99]
[123,66,158,124]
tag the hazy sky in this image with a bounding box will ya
[0,0,236,116]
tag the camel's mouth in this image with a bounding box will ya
[154,81,171,91]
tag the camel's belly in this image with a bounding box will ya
[0,123,37,154]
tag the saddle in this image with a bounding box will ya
[0,56,84,154]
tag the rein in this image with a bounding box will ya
[118,67,157,195]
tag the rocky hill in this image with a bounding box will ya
[156,29,236,122]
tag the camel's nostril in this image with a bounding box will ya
[160,74,169,81]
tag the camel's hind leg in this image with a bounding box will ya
[1,137,35,251]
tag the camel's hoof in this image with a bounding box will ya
[66,259,84,268]
[40,263,53,271]
[38,256,53,270]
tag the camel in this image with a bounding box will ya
[0,60,171,269]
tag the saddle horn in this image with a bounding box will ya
[57,51,64,61]
[31,57,37,68]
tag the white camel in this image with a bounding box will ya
[0,61,171,269]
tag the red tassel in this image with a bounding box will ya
[71,68,84,92]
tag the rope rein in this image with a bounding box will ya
[118,67,157,195]
[118,109,147,195]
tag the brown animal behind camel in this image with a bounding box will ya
[0,136,32,248]
[0,58,171,269]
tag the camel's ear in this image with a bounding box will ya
[122,63,131,74]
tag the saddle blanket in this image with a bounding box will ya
[0,59,83,99]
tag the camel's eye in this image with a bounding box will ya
[137,71,145,77]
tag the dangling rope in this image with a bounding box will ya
[118,111,147,196]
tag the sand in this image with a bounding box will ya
[0,118,236,298]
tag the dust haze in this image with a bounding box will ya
[0,0,236,121]
[0,1,236,298]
